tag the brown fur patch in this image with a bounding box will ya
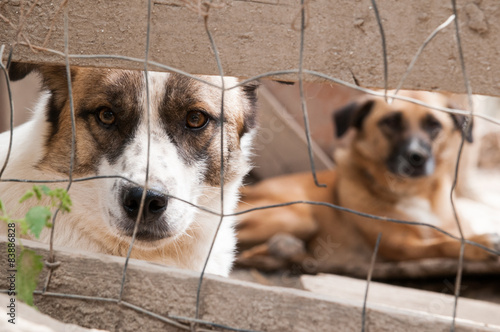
[37,68,144,176]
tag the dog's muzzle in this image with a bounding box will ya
[119,186,170,240]
[387,138,435,178]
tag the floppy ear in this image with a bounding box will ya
[450,113,473,143]
[7,62,38,81]
[9,63,75,121]
[8,62,71,91]
[242,81,259,106]
[333,99,375,138]
[447,100,473,143]
[239,81,260,137]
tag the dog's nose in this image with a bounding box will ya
[407,150,428,166]
[122,187,168,222]
[405,138,430,167]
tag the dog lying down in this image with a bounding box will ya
[0,63,258,277]
[236,91,500,272]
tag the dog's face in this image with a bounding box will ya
[334,90,471,179]
[10,64,257,243]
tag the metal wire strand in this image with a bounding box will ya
[361,233,382,332]
[194,4,227,329]
[449,2,475,331]
[298,0,326,188]
[391,15,456,100]
[43,3,76,293]
[118,0,153,303]
[370,0,388,101]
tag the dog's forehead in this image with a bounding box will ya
[77,68,189,100]
[71,68,144,105]
[71,68,247,138]
[75,67,140,86]
[372,92,452,125]
[191,75,244,118]
[74,68,241,104]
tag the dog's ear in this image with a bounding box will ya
[7,62,38,81]
[239,81,260,137]
[10,63,75,113]
[8,62,71,93]
[242,81,259,104]
[333,99,375,138]
[447,100,473,143]
[37,65,74,96]
[450,113,473,143]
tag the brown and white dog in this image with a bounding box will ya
[236,91,500,271]
[0,63,258,276]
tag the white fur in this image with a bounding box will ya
[395,197,442,239]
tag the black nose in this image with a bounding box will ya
[122,187,168,223]
[407,150,428,167]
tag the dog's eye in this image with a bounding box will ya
[379,113,403,130]
[427,120,441,131]
[186,110,209,130]
[423,117,442,138]
[97,108,116,127]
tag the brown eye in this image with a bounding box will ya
[422,116,442,140]
[378,112,404,137]
[186,110,209,129]
[97,108,116,127]
[380,113,402,129]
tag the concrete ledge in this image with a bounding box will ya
[302,274,500,329]
[0,238,497,331]
[0,294,106,332]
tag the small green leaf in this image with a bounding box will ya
[0,200,5,214]
[33,186,42,200]
[19,191,34,203]
[17,249,44,306]
[55,190,72,213]
[41,185,51,195]
[18,219,29,235]
[61,196,72,213]
[25,206,51,238]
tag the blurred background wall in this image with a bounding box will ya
[0,72,40,132]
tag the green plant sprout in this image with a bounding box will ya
[1,185,72,306]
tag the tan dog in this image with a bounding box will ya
[236,91,499,271]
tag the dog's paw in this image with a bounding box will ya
[236,243,288,271]
[268,233,306,260]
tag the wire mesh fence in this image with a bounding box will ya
[1,0,500,331]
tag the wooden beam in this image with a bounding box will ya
[0,294,103,332]
[302,273,500,329]
[0,238,495,331]
[1,1,500,96]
